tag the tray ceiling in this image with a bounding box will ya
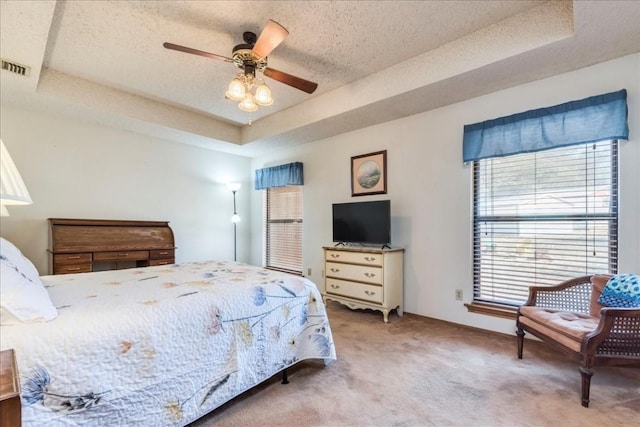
[1,1,639,157]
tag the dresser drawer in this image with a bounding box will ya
[148,259,174,266]
[149,249,175,260]
[93,250,149,262]
[53,253,92,265]
[325,261,383,285]
[326,278,383,303]
[325,250,382,266]
[53,264,92,274]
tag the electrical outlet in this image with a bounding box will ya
[455,289,463,301]
[307,268,312,276]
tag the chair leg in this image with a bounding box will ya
[579,366,594,407]
[516,327,525,359]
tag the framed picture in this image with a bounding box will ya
[351,150,387,196]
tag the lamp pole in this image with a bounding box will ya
[228,182,241,262]
[232,189,238,262]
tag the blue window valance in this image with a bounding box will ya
[254,162,304,190]
[463,89,629,163]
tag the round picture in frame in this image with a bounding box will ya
[351,150,387,196]
[357,160,381,189]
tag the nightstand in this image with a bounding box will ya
[0,349,21,427]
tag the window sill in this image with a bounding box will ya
[464,302,518,320]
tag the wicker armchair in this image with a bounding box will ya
[516,275,640,407]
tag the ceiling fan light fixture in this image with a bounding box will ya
[225,77,246,101]
[164,19,318,116]
[254,83,273,106]
[238,93,258,112]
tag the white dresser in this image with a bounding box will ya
[322,246,404,322]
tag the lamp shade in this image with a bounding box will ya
[254,83,273,106]
[225,77,246,101]
[227,182,241,192]
[238,93,258,112]
[1,139,32,209]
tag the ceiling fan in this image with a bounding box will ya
[163,20,317,112]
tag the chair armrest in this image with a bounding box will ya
[521,275,593,313]
[600,307,640,318]
[583,308,640,357]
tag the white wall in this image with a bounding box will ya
[250,53,640,335]
[2,54,638,336]
[0,106,252,273]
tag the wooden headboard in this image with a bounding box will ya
[48,218,175,274]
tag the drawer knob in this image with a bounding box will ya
[67,267,81,271]
[67,255,81,260]
[364,272,376,278]
[365,290,376,296]
[159,251,168,255]
[330,284,340,289]
[330,254,340,258]
[365,257,376,262]
[330,268,340,273]
[117,253,129,257]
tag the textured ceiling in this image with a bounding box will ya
[1,1,639,157]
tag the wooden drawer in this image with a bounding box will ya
[0,349,21,427]
[325,250,383,266]
[149,249,175,260]
[54,264,92,274]
[326,261,383,285]
[53,253,92,265]
[326,278,383,303]
[93,250,149,262]
[148,259,174,266]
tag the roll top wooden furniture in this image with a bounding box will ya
[516,275,640,407]
[48,218,175,275]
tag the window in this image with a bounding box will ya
[472,140,618,307]
[264,186,303,274]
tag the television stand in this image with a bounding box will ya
[334,242,391,249]
[322,246,404,322]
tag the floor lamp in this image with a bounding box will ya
[227,183,241,261]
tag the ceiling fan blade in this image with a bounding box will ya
[263,67,318,94]
[252,20,289,59]
[163,42,232,63]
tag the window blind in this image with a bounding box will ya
[264,186,303,274]
[473,140,618,307]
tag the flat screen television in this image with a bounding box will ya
[332,200,391,246]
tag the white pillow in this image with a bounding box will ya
[0,238,58,324]
[0,237,40,283]
[0,307,25,325]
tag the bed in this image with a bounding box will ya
[0,238,336,426]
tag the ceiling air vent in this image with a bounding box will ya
[1,58,31,77]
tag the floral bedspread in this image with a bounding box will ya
[0,261,336,426]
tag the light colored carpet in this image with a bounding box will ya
[189,302,639,427]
